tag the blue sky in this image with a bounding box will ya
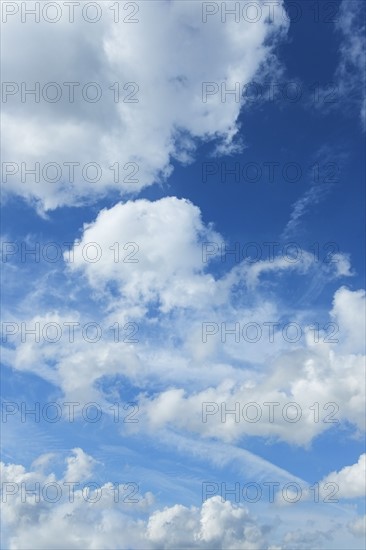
[1,1,365,548]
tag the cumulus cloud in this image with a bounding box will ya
[281,454,366,506]
[147,496,267,549]
[0,450,153,549]
[64,447,98,482]
[137,345,365,445]
[1,3,364,548]
[320,454,366,499]
[0,449,267,549]
[1,0,288,211]
[1,450,365,550]
[1,197,363,444]
[330,286,366,354]
[66,197,226,313]
[2,288,364,445]
[66,196,352,311]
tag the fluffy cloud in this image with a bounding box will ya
[1,0,288,211]
[1,450,365,550]
[2,291,364,445]
[330,286,366,354]
[0,449,266,549]
[2,198,363,444]
[277,454,366,505]
[66,197,225,313]
[64,448,98,482]
[66,196,352,312]
[320,454,366,499]
[137,345,365,445]
[147,496,267,549]
[0,449,153,549]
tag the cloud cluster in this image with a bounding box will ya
[0,448,267,549]
[67,197,352,311]
[2,198,364,445]
[1,449,365,550]
[1,3,364,549]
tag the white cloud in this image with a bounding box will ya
[1,0,288,211]
[0,450,266,549]
[283,454,366,506]
[330,286,366,354]
[2,197,363,444]
[4,285,363,446]
[64,448,98,482]
[241,252,315,289]
[1,3,364,548]
[321,454,366,499]
[137,342,365,445]
[147,496,266,549]
[66,197,225,313]
[1,450,365,550]
[66,196,352,311]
